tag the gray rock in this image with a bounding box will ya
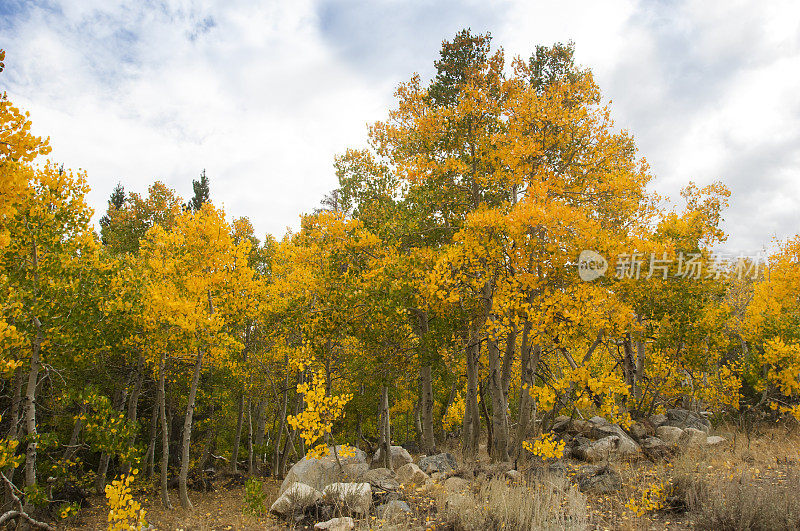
[397,462,429,486]
[322,482,371,514]
[666,409,711,433]
[578,466,621,494]
[279,446,368,495]
[340,463,368,482]
[649,413,668,428]
[362,467,399,491]
[270,482,322,515]
[706,435,727,447]
[552,415,572,432]
[587,423,640,455]
[574,435,623,462]
[629,421,651,441]
[655,425,684,446]
[641,436,665,450]
[372,445,413,471]
[641,436,671,460]
[678,427,708,447]
[377,500,411,519]
[418,452,458,474]
[553,416,591,435]
[589,416,608,426]
[314,517,355,530]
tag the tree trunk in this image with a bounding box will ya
[254,399,268,450]
[121,355,144,475]
[622,333,636,397]
[145,397,158,479]
[7,367,23,440]
[514,330,540,459]
[420,365,436,455]
[158,352,171,508]
[232,390,245,473]
[479,379,493,456]
[488,331,510,462]
[414,310,436,455]
[437,379,458,440]
[501,325,516,398]
[24,317,43,489]
[377,386,391,469]
[462,336,481,458]
[247,397,255,475]
[635,327,645,405]
[278,422,297,475]
[273,359,289,477]
[62,403,85,462]
[413,399,422,443]
[179,348,204,509]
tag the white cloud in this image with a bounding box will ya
[1,0,798,250]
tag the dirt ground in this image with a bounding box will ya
[64,480,284,531]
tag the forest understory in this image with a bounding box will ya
[53,421,800,531]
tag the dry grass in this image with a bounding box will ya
[60,422,800,530]
[433,474,589,530]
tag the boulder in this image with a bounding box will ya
[578,465,621,494]
[270,482,322,515]
[574,435,623,463]
[655,425,684,446]
[552,415,572,432]
[372,445,413,471]
[706,435,727,447]
[314,517,355,531]
[588,416,608,426]
[322,482,371,514]
[362,467,399,491]
[649,413,668,428]
[666,408,711,433]
[376,500,411,519]
[397,462,429,486]
[279,446,368,495]
[340,463,368,482]
[678,427,707,447]
[552,416,591,435]
[642,436,665,450]
[629,421,652,441]
[641,436,671,460]
[418,453,458,474]
[443,476,470,493]
[587,423,640,456]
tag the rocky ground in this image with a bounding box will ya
[66,411,800,530]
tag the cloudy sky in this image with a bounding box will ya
[1,0,798,252]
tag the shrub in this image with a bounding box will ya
[243,477,267,516]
